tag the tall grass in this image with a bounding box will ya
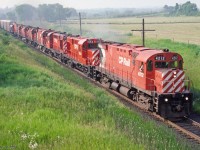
[0,30,198,149]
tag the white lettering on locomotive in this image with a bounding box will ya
[119,56,130,67]
[54,39,58,43]
[88,40,94,44]
[74,44,78,50]
[138,72,144,78]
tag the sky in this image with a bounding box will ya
[1,0,200,9]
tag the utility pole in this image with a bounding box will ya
[79,12,82,36]
[131,18,155,47]
[59,8,61,26]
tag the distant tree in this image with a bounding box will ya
[0,13,6,20]
[175,3,179,12]
[38,4,77,22]
[15,4,37,21]
[163,5,175,15]
[164,1,199,16]
[38,4,49,21]
[180,1,198,16]
[64,8,78,18]
[6,12,17,21]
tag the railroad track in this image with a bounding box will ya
[104,84,200,145]
[167,118,200,144]
[13,35,200,146]
[109,87,200,145]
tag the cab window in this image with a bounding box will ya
[88,43,98,49]
[83,44,87,50]
[147,60,153,71]
[179,60,183,69]
[169,61,178,68]
[155,62,168,68]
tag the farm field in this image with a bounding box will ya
[0,29,197,149]
[51,16,200,45]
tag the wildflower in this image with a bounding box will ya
[28,141,38,149]
[21,133,28,140]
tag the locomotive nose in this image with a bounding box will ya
[88,49,100,66]
[155,69,185,93]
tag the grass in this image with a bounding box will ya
[24,16,200,44]
[0,30,198,149]
[34,16,200,45]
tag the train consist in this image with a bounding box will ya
[0,20,193,119]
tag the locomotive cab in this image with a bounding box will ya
[68,37,100,66]
[83,39,100,66]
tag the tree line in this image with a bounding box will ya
[164,1,199,16]
[1,3,77,22]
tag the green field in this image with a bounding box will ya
[53,16,200,45]
[0,29,198,149]
[25,16,200,45]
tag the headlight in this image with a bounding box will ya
[165,98,168,102]
[174,75,177,78]
[185,97,189,101]
[174,72,177,75]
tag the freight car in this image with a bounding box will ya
[0,20,193,119]
[0,20,14,32]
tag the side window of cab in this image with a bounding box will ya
[147,60,153,71]
[83,44,87,50]
[179,60,183,69]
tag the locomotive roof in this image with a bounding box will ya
[135,49,165,62]
[101,41,180,63]
[0,20,12,22]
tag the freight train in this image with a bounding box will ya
[0,20,193,119]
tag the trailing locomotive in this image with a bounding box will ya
[0,20,193,119]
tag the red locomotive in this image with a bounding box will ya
[0,20,192,119]
[96,41,192,118]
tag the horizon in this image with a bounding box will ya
[0,0,200,9]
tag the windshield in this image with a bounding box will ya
[155,62,168,68]
[155,61,181,69]
[169,61,178,68]
[88,43,98,49]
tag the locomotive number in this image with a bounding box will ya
[74,44,78,50]
[54,39,58,43]
[88,40,94,44]
[155,55,165,61]
[138,72,144,78]
[119,56,130,67]
[172,55,178,60]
